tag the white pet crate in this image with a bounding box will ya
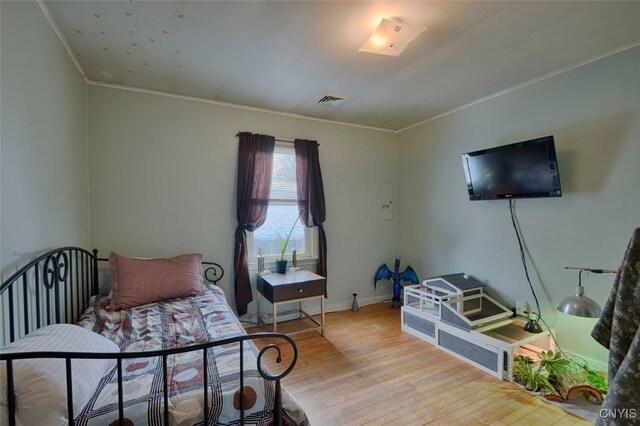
[401,273,554,381]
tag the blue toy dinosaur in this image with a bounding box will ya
[374,257,419,308]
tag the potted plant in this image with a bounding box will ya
[275,210,303,274]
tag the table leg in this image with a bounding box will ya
[321,296,325,337]
[273,302,278,334]
[299,301,302,319]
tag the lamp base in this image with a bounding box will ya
[524,319,543,333]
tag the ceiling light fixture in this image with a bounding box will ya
[359,18,426,57]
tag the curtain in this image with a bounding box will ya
[294,139,327,287]
[234,132,275,315]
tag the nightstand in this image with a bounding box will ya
[256,270,326,336]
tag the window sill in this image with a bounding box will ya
[248,256,318,271]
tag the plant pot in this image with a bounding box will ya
[275,259,288,274]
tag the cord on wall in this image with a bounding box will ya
[508,199,543,332]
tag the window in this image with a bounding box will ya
[249,143,314,259]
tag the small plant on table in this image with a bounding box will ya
[274,210,302,274]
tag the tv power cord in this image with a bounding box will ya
[508,199,543,333]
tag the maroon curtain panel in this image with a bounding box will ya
[294,139,327,288]
[234,132,275,315]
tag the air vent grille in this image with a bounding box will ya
[315,92,350,106]
[317,95,345,104]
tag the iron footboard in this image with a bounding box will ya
[1,247,296,425]
[1,332,297,426]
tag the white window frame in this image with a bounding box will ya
[247,143,317,269]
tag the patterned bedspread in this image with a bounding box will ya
[75,284,308,426]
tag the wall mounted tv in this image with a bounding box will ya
[462,135,562,201]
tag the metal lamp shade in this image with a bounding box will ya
[556,286,602,318]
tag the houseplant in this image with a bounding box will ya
[275,210,303,274]
[512,351,607,403]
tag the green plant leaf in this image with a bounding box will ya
[539,350,571,377]
[278,210,303,260]
[585,371,608,394]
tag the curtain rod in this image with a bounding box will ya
[276,138,320,146]
[235,134,319,145]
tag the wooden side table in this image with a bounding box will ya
[256,270,326,336]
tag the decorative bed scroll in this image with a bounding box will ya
[0,247,100,344]
[1,247,305,426]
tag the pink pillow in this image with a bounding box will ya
[109,252,204,310]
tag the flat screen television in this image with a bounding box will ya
[461,136,562,200]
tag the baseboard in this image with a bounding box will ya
[322,294,392,314]
[244,294,391,324]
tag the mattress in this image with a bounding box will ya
[74,284,308,425]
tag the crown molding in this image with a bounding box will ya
[397,40,640,133]
[86,80,397,133]
[36,0,393,132]
[37,2,638,135]
[37,0,88,82]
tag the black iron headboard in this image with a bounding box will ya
[0,247,98,344]
[0,248,225,345]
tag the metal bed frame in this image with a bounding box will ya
[0,247,297,426]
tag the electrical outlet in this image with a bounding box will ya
[516,299,528,316]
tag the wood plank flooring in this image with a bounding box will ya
[247,303,592,425]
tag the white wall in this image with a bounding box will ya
[1,1,89,273]
[397,47,640,368]
[88,85,398,317]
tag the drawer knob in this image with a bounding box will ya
[298,288,303,293]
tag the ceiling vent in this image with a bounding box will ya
[315,92,350,107]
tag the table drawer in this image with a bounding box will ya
[272,279,326,302]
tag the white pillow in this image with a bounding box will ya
[0,324,119,425]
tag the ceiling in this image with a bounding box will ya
[45,1,640,131]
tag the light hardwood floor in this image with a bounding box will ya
[248,303,593,426]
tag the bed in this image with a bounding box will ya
[0,247,309,426]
